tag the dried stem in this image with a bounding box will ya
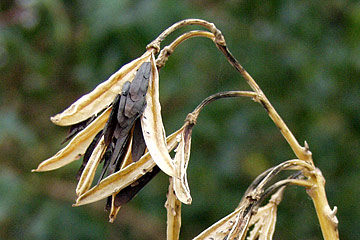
[147,18,225,53]
[151,19,312,163]
[186,91,257,125]
[306,168,339,239]
[156,30,215,69]
[214,41,339,240]
[150,19,338,240]
[165,177,182,240]
[215,44,312,163]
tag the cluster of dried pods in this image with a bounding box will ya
[33,19,339,239]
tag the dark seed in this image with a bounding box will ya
[121,81,131,96]
[124,62,150,118]
[106,133,130,176]
[103,94,121,146]
[117,82,130,124]
[131,118,146,162]
[61,115,96,144]
[97,144,113,183]
[114,166,160,207]
[129,62,151,102]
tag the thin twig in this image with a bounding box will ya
[186,91,257,125]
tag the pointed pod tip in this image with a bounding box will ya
[50,115,59,123]
[31,166,46,172]
[50,114,71,126]
[72,199,84,207]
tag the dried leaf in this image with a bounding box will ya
[74,126,184,206]
[76,136,107,196]
[32,107,111,172]
[173,123,193,204]
[51,51,152,126]
[141,53,178,178]
[165,177,182,240]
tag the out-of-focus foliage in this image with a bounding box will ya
[1,0,359,239]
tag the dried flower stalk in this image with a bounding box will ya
[151,19,338,240]
[33,18,339,240]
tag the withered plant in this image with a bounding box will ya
[33,19,339,240]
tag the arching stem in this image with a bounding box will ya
[147,18,225,54]
[156,30,215,69]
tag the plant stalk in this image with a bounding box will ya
[151,19,339,240]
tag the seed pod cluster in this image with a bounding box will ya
[74,62,156,214]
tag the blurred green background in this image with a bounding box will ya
[1,0,359,239]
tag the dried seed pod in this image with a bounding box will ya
[76,136,107,196]
[173,123,194,204]
[74,127,184,206]
[51,52,152,126]
[108,165,160,223]
[76,130,103,180]
[109,193,121,223]
[247,187,284,240]
[141,54,178,178]
[33,107,111,172]
[107,64,151,176]
[114,166,160,207]
[61,115,96,144]
[193,208,242,240]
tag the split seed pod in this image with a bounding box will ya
[34,50,178,181]
[172,121,194,204]
[51,52,152,126]
[32,107,111,172]
[74,126,184,206]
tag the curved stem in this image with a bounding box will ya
[185,91,258,125]
[156,31,215,69]
[216,44,312,163]
[150,19,338,240]
[147,19,225,53]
